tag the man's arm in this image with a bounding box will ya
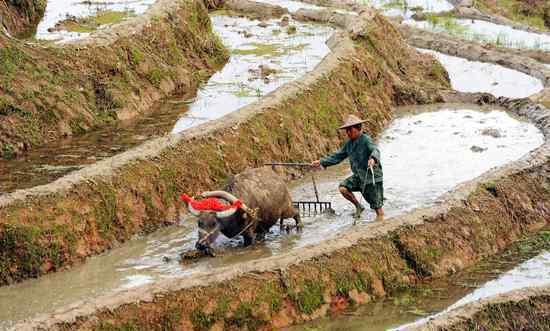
[319,145,348,168]
[365,135,380,164]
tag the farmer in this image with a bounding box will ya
[311,114,384,220]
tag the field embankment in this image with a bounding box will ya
[406,285,550,331]
[21,94,550,330]
[0,0,46,37]
[474,0,550,31]
[0,0,227,160]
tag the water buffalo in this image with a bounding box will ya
[185,167,302,255]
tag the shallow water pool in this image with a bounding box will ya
[171,14,333,133]
[35,0,156,41]
[417,48,544,98]
[406,18,550,50]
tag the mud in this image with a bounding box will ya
[405,18,550,50]
[0,0,227,159]
[2,0,549,329]
[404,285,550,331]
[172,14,333,133]
[0,0,46,37]
[0,13,333,194]
[369,0,453,18]
[402,18,550,65]
[0,6,448,286]
[289,235,550,331]
[12,92,549,329]
[469,0,550,33]
[35,0,156,42]
[413,5,550,36]
[1,104,542,329]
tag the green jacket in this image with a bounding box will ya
[320,133,383,184]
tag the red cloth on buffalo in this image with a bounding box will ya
[180,194,242,211]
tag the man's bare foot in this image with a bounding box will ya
[353,204,365,219]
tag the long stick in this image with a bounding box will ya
[264,162,312,167]
[311,174,320,203]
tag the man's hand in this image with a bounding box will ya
[367,158,376,169]
[311,160,321,168]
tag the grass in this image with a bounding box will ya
[423,14,549,50]
[232,42,285,57]
[289,280,325,315]
[59,10,134,33]
[475,0,550,32]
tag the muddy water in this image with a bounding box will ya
[368,0,453,18]
[36,0,156,41]
[0,15,331,195]
[254,0,325,12]
[417,48,544,98]
[0,100,189,194]
[171,14,333,133]
[252,0,356,15]
[398,251,550,330]
[0,105,543,329]
[406,18,550,50]
[288,248,550,331]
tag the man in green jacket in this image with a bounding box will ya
[312,114,384,220]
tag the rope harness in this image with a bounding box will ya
[185,194,259,246]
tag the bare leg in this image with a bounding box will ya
[375,208,384,221]
[293,212,303,231]
[339,186,364,219]
[339,186,359,205]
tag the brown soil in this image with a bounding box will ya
[0,7,449,286]
[0,0,46,37]
[399,24,550,83]
[475,0,550,31]
[36,148,549,331]
[0,0,228,160]
[407,286,550,331]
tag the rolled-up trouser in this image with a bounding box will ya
[339,174,384,209]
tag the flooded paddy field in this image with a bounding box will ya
[417,48,544,98]
[288,233,550,331]
[0,104,543,330]
[254,0,325,13]
[368,0,453,18]
[252,0,356,14]
[36,0,156,41]
[405,18,550,50]
[172,14,333,133]
[0,14,332,194]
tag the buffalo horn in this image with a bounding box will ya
[202,191,257,219]
[201,190,239,203]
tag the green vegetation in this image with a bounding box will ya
[382,0,406,11]
[475,0,550,31]
[424,14,547,50]
[0,47,25,89]
[289,280,325,314]
[60,10,134,33]
[232,42,285,57]
[333,272,370,300]
[190,308,216,331]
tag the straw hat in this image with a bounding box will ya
[338,114,367,130]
